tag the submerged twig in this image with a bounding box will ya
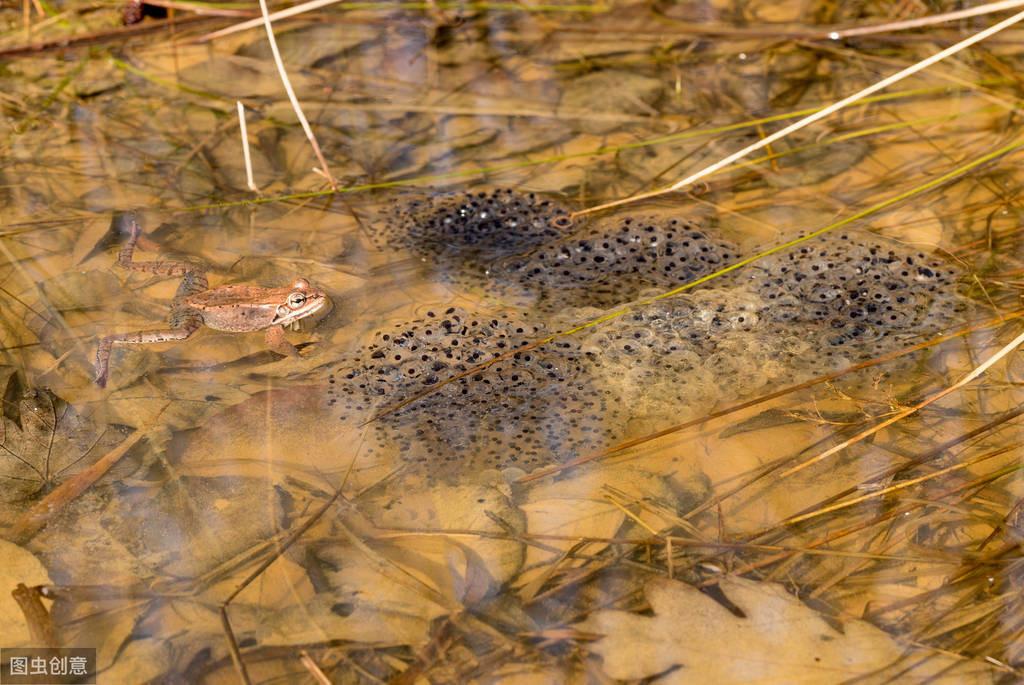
[9,428,148,544]
[0,14,215,58]
[574,7,1024,218]
[257,0,338,189]
[299,651,332,685]
[781,445,1016,527]
[220,606,253,685]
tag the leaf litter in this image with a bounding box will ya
[1,0,1023,682]
[580,575,996,684]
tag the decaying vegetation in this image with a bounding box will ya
[2,0,1024,682]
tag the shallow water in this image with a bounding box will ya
[2,1,1024,683]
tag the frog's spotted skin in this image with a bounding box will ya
[333,189,971,478]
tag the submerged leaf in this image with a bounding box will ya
[580,576,996,684]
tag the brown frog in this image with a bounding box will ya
[95,216,328,387]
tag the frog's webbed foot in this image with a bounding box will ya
[94,324,199,388]
[264,325,300,357]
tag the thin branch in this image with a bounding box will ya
[200,0,342,42]
[781,445,1016,527]
[9,428,148,543]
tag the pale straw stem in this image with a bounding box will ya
[257,0,338,189]
[774,326,1024,482]
[236,101,259,193]
[832,0,1024,38]
[201,0,340,42]
[573,7,1024,218]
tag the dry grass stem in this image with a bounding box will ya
[199,0,342,42]
[257,0,338,189]
[220,607,254,685]
[574,7,1024,218]
[519,310,1024,484]
[778,405,1024,526]
[299,651,332,685]
[782,445,1016,527]
[144,0,250,16]
[832,0,1024,38]
[236,101,258,193]
[774,326,1024,482]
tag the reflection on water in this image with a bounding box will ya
[1,0,1024,682]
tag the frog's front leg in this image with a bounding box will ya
[264,325,300,357]
[94,322,200,388]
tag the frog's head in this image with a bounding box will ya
[274,278,329,329]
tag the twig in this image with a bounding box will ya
[12,584,58,647]
[774,327,1024,482]
[9,429,147,544]
[216,487,345,682]
[220,607,253,685]
[0,14,216,58]
[781,445,1015,527]
[222,488,344,606]
[236,101,259,193]
[141,0,250,16]
[257,0,338,189]
[717,464,1020,584]
[197,0,606,42]
[573,7,1024,218]
[773,404,1024,531]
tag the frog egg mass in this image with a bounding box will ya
[494,215,739,311]
[336,189,972,477]
[731,231,967,361]
[377,188,574,264]
[327,308,614,478]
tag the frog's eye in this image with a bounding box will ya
[287,292,307,309]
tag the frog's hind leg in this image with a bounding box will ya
[94,321,201,388]
[117,214,200,278]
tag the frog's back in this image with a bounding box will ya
[186,285,268,309]
[180,284,282,332]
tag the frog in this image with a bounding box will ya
[94,215,329,387]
